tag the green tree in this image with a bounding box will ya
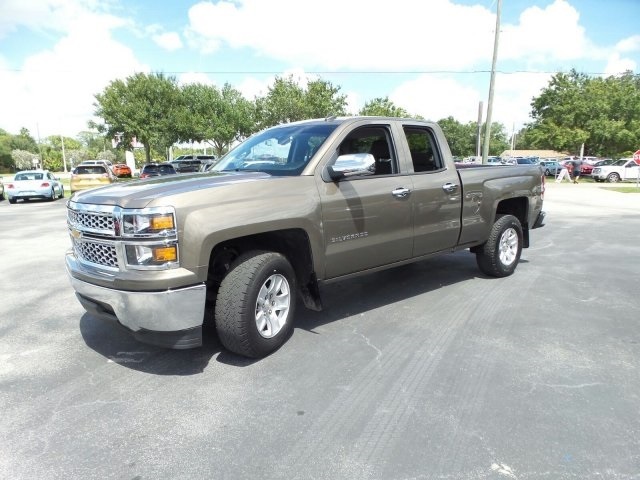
[180,83,255,156]
[0,129,13,172]
[255,76,347,128]
[11,128,39,153]
[437,117,476,157]
[93,72,183,163]
[359,97,411,117]
[12,149,39,170]
[436,118,508,157]
[524,69,640,157]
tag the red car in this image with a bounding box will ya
[111,163,132,178]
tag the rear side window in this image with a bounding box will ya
[76,166,106,175]
[403,127,443,172]
[15,173,44,180]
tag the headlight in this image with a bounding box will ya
[125,243,178,267]
[121,206,179,269]
[122,207,176,237]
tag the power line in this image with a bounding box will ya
[0,67,622,76]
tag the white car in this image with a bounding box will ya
[6,169,65,204]
[591,158,640,183]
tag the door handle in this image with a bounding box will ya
[442,182,458,193]
[392,187,411,198]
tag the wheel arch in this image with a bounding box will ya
[495,197,530,248]
[205,229,322,315]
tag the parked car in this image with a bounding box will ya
[5,170,65,204]
[70,164,116,193]
[171,155,217,173]
[0,176,5,200]
[111,163,132,178]
[539,160,562,176]
[593,159,614,168]
[139,163,177,178]
[80,159,113,169]
[592,158,640,183]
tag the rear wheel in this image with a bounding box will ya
[48,188,56,201]
[476,215,523,277]
[215,251,296,358]
[606,173,621,183]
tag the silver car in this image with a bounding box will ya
[6,169,65,204]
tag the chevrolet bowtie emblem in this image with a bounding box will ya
[70,228,82,240]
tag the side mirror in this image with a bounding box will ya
[324,153,376,181]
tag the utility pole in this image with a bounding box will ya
[476,101,484,160]
[60,135,68,173]
[482,0,502,164]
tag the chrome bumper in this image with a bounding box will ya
[66,254,206,349]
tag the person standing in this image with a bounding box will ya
[572,158,582,183]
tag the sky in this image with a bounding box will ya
[1,0,639,141]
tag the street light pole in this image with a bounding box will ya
[482,0,502,164]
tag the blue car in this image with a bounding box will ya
[539,160,562,176]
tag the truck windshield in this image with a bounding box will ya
[212,123,339,176]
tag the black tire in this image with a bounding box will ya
[48,188,56,201]
[59,186,65,199]
[476,214,523,277]
[544,168,550,176]
[215,251,296,358]
[9,198,16,204]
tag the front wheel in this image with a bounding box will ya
[476,215,523,277]
[606,173,621,183]
[215,251,296,358]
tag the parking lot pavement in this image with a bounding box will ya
[1,192,639,479]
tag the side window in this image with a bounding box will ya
[337,127,395,176]
[403,127,443,172]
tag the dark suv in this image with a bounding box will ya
[139,163,177,178]
[171,155,217,173]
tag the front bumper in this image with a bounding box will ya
[66,253,206,349]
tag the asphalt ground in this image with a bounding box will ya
[0,182,639,480]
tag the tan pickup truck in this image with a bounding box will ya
[66,117,545,357]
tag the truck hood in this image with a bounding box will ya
[70,171,273,209]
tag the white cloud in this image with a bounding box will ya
[185,0,496,70]
[152,32,183,52]
[603,53,636,76]
[0,2,146,137]
[0,0,128,39]
[178,72,215,86]
[391,75,483,123]
[500,0,599,63]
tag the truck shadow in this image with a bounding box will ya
[295,250,490,333]
[79,250,510,374]
[79,315,259,375]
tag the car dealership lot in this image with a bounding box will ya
[1,185,639,479]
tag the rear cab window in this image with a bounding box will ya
[402,127,444,173]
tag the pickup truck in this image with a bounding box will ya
[65,117,545,358]
[591,158,640,182]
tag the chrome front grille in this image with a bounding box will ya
[68,202,119,269]
[72,238,118,268]
[69,210,115,233]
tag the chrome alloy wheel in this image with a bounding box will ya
[499,227,519,266]
[255,274,291,338]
